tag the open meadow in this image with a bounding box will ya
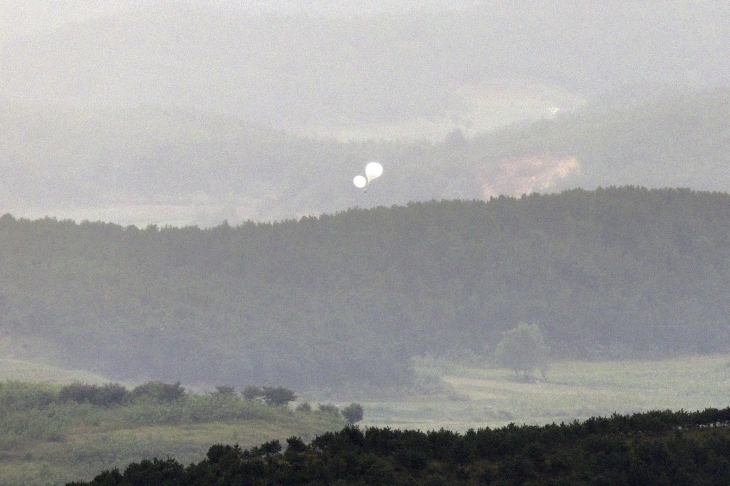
[3,354,730,484]
[0,364,346,486]
[355,354,730,432]
[0,414,342,486]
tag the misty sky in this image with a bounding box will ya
[0,0,479,39]
[1,0,728,226]
[4,1,727,108]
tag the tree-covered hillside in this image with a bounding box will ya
[1,187,730,389]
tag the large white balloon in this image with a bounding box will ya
[365,161,383,182]
[353,175,367,188]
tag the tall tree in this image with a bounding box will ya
[494,323,550,380]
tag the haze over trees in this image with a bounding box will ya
[1,3,728,484]
[1,187,730,390]
[0,2,728,224]
[0,88,728,225]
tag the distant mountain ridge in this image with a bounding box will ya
[1,88,729,225]
[2,1,728,225]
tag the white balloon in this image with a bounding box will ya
[365,161,383,182]
[353,175,367,188]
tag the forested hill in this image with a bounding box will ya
[2,187,730,389]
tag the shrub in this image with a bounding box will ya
[242,386,297,406]
[59,383,130,407]
[212,385,236,396]
[58,383,96,404]
[242,385,264,400]
[318,403,340,415]
[295,402,312,413]
[262,386,297,406]
[131,381,186,403]
[96,383,131,406]
[0,381,58,411]
[342,403,364,425]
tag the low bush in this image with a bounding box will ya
[59,383,129,407]
[0,381,58,413]
[317,403,340,416]
[131,381,186,403]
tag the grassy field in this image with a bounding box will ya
[0,358,348,486]
[0,358,111,385]
[0,412,343,486]
[355,354,730,432]
[3,354,730,484]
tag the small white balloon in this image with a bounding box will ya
[365,161,383,182]
[353,175,367,188]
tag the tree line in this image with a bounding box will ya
[0,381,297,412]
[67,406,730,485]
[2,186,730,389]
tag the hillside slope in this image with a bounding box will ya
[1,89,729,225]
[467,88,730,197]
[1,188,730,389]
[0,381,345,486]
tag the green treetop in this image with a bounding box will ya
[494,322,550,381]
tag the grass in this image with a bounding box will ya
[355,354,730,432]
[0,358,110,385]
[0,414,342,485]
[0,365,347,486]
[4,354,730,484]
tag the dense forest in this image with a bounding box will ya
[68,407,730,485]
[2,187,730,389]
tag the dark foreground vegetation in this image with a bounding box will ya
[68,407,730,486]
[2,187,730,389]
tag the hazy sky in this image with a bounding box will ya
[1,0,728,226]
[0,0,478,39]
[0,1,147,39]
